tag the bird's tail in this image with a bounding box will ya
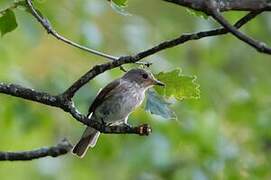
[72,126,100,158]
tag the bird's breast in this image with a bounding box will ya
[94,83,145,122]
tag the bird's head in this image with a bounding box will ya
[122,68,165,89]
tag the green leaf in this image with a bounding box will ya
[0,9,18,37]
[112,0,128,7]
[145,90,176,119]
[154,69,200,100]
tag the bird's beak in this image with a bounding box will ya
[153,78,165,86]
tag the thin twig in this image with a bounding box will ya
[62,11,261,99]
[206,1,271,55]
[164,0,271,12]
[24,0,150,68]
[25,0,118,61]
[130,12,262,61]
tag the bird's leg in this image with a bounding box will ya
[121,118,151,136]
[122,122,152,136]
[123,117,151,135]
[106,118,152,136]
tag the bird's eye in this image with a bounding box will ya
[142,73,148,79]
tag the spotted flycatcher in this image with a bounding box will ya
[72,68,164,157]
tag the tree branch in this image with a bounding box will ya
[0,82,152,135]
[0,10,260,128]
[206,1,271,55]
[131,12,262,60]
[62,11,261,99]
[25,0,118,61]
[24,0,150,69]
[0,1,263,161]
[0,83,60,107]
[164,0,271,13]
[0,139,72,161]
[24,0,270,59]
[1,10,256,135]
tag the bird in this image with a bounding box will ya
[72,68,165,157]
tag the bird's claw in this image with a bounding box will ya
[137,124,152,136]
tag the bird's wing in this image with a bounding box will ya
[88,79,121,116]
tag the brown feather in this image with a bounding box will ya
[72,127,100,158]
[72,136,92,158]
[88,79,120,116]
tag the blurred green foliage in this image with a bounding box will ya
[1,0,271,179]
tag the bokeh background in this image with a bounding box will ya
[1,0,271,179]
